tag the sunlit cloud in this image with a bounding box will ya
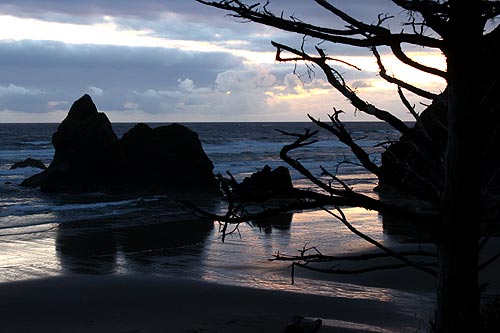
[0,14,275,65]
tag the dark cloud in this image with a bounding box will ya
[0,0,427,121]
[0,40,243,86]
[0,1,198,21]
[0,40,244,113]
[0,0,404,56]
[0,0,395,20]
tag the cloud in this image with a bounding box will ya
[47,101,69,109]
[87,85,104,96]
[0,37,437,122]
[215,68,277,92]
[0,83,50,113]
[123,101,139,110]
[350,80,374,89]
[0,39,304,120]
[0,83,42,96]
[110,65,379,122]
[0,1,447,122]
[0,1,410,56]
[0,1,399,28]
[100,66,288,121]
[0,39,245,113]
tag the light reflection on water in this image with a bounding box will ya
[196,209,435,320]
[0,201,435,325]
[0,227,62,280]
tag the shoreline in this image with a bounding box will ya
[2,234,499,332]
[0,274,428,333]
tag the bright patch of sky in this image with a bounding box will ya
[0,1,447,122]
[0,15,276,64]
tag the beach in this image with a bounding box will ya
[2,239,499,333]
[2,122,499,332]
[0,274,429,333]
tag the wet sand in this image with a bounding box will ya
[0,274,426,333]
[1,227,498,332]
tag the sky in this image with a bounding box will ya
[0,0,447,123]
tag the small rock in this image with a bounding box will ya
[284,315,322,333]
[10,158,46,170]
[234,165,293,199]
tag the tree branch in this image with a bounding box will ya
[372,46,440,100]
[293,261,436,275]
[392,0,449,36]
[390,43,447,78]
[272,41,412,135]
[197,0,444,49]
[322,206,437,277]
[312,0,389,35]
[308,112,442,204]
[478,249,500,271]
[272,247,437,262]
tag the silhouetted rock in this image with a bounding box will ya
[22,94,219,194]
[117,122,219,192]
[23,94,119,192]
[20,170,49,187]
[234,165,293,199]
[10,158,46,170]
[377,94,447,199]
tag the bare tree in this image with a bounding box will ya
[193,1,500,332]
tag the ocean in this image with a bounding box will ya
[0,122,435,323]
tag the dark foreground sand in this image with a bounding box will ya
[0,274,426,333]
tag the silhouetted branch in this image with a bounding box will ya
[372,46,439,100]
[390,43,446,78]
[272,248,437,262]
[308,112,442,204]
[272,41,411,135]
[293,261,436,275]
[196,0,443,49]
[397,86,425,125]
[277,127,442,223]
[321,206,438,277]
[392,0,448,35]
[308,111,381,176]
[479,209,500,251]
[479,250,500,271]
[382,141,446,203]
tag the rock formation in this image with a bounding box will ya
[377,94,447,199]
[117,122,219,191]
[10,158,46,170]
[232,165,294,200]
[22,94,219,194]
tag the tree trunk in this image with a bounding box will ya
[437,64,481,333]
[436,2,483,331]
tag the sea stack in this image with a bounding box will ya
[231,165,294,200]
[22,94,220,194]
